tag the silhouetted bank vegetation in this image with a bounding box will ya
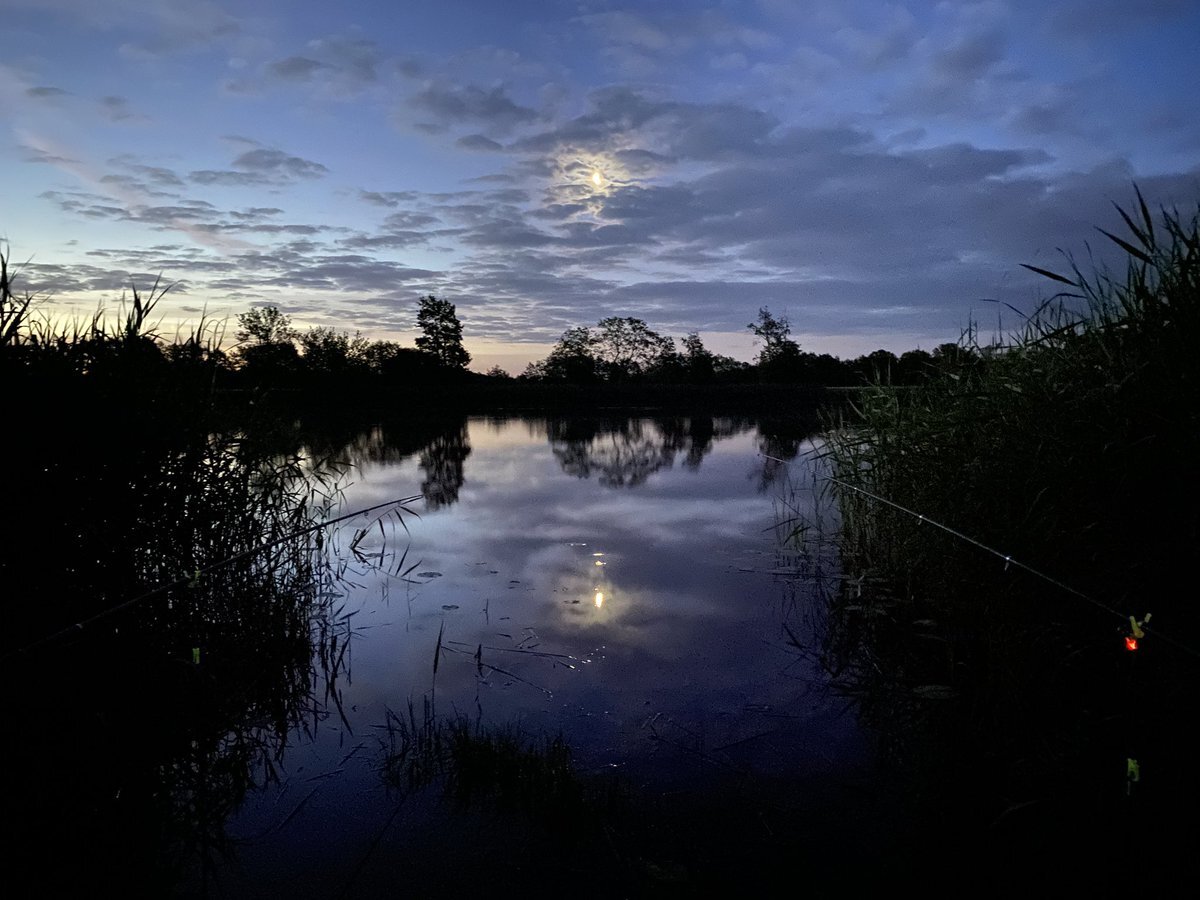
[1,249,967,417]
[798,190,1200,893]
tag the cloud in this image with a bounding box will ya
[23,146,80,165]
[109,159,186,187]
[510,87,778,161]
[99,95,147,123]
[259,37,381,95]
[99,174,177,197]
[576,8,780,78]
[932,28,1007,81]
[26,85,69,98]
[269,56,326,80]
[457,134,504,152]
[306,35,380,84]
[189,147,329,186]
[407,82,538,133]
[110,0,241,59]
[229,207,284,221]
[232,148,329,178]
[360,190,421,207]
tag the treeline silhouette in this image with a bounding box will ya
[0,250,984,422]
[2,250,972,411]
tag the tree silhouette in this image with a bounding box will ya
[537,326,598,382]
[681,332,715,382]
[236,306,296,346]
[415,295,470,369]
[234,306,299,384]
[747,307,800,364]
[592,316,674,381]
[748,307,803,380]
[299,327,369,378]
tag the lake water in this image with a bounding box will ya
[9,411,893,895]
[214,413,886,894]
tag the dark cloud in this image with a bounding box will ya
[259,38,380,95]
[529,203,588,221]
[1008,98,1081,137]
[382,211,440,229]
[220,78,260,96]
[613,148,675,171]
[239,252,439,293]
[338,233,431,251]
[189,147,328,186]
[460,220,560,249]
[232,148,329,178]
[464,173,518,185]
[269,56,326,80]
[99,174,177,197]
[457,134,504,152]
[26,85,69,98]
[191,169,269,187]
[114,1,240,60]
[22,146,79,165]
[360,190,421,207]
[307,36,381,84]
[19,262,159,295]
[933,29,1006,81]
[408,82,538,133]
[40,189,116,213]
[229,207,284,221]
[510,87,778,161]
[108,157,186,187]
[219,223,322,236]
[395,56,424,79]
[99,95,148,123]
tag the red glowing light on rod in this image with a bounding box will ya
[1125,636,1138,652]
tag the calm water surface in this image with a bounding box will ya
[200,414,875,894]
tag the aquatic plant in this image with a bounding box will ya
[380,701,584,821]
[806,189,1200,890]
[1,324,422,892]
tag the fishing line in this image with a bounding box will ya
[3,493,422,661]
[766,453,1200,661]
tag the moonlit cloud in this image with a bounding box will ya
[2,0,1198,371]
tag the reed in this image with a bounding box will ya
[807,189,1200,873]
[380,700,587,825]
[0,287,421,891]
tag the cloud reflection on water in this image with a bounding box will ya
[321,413,854,773]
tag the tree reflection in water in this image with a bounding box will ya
[547,415,756,487]
[755,412,825,491]
[294,412,474,511]
[419,421,472,509]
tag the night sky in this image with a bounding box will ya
[3,0,1198,372]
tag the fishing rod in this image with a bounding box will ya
[816,471,1197,661]
[4,493,422,661]
[768,453,1193,660]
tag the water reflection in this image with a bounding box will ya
[2,413,400,892]
[419,421,471,509]
[547,415,756,486]
[7,410,861,893]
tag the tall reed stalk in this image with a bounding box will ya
[810,190,1200,883]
